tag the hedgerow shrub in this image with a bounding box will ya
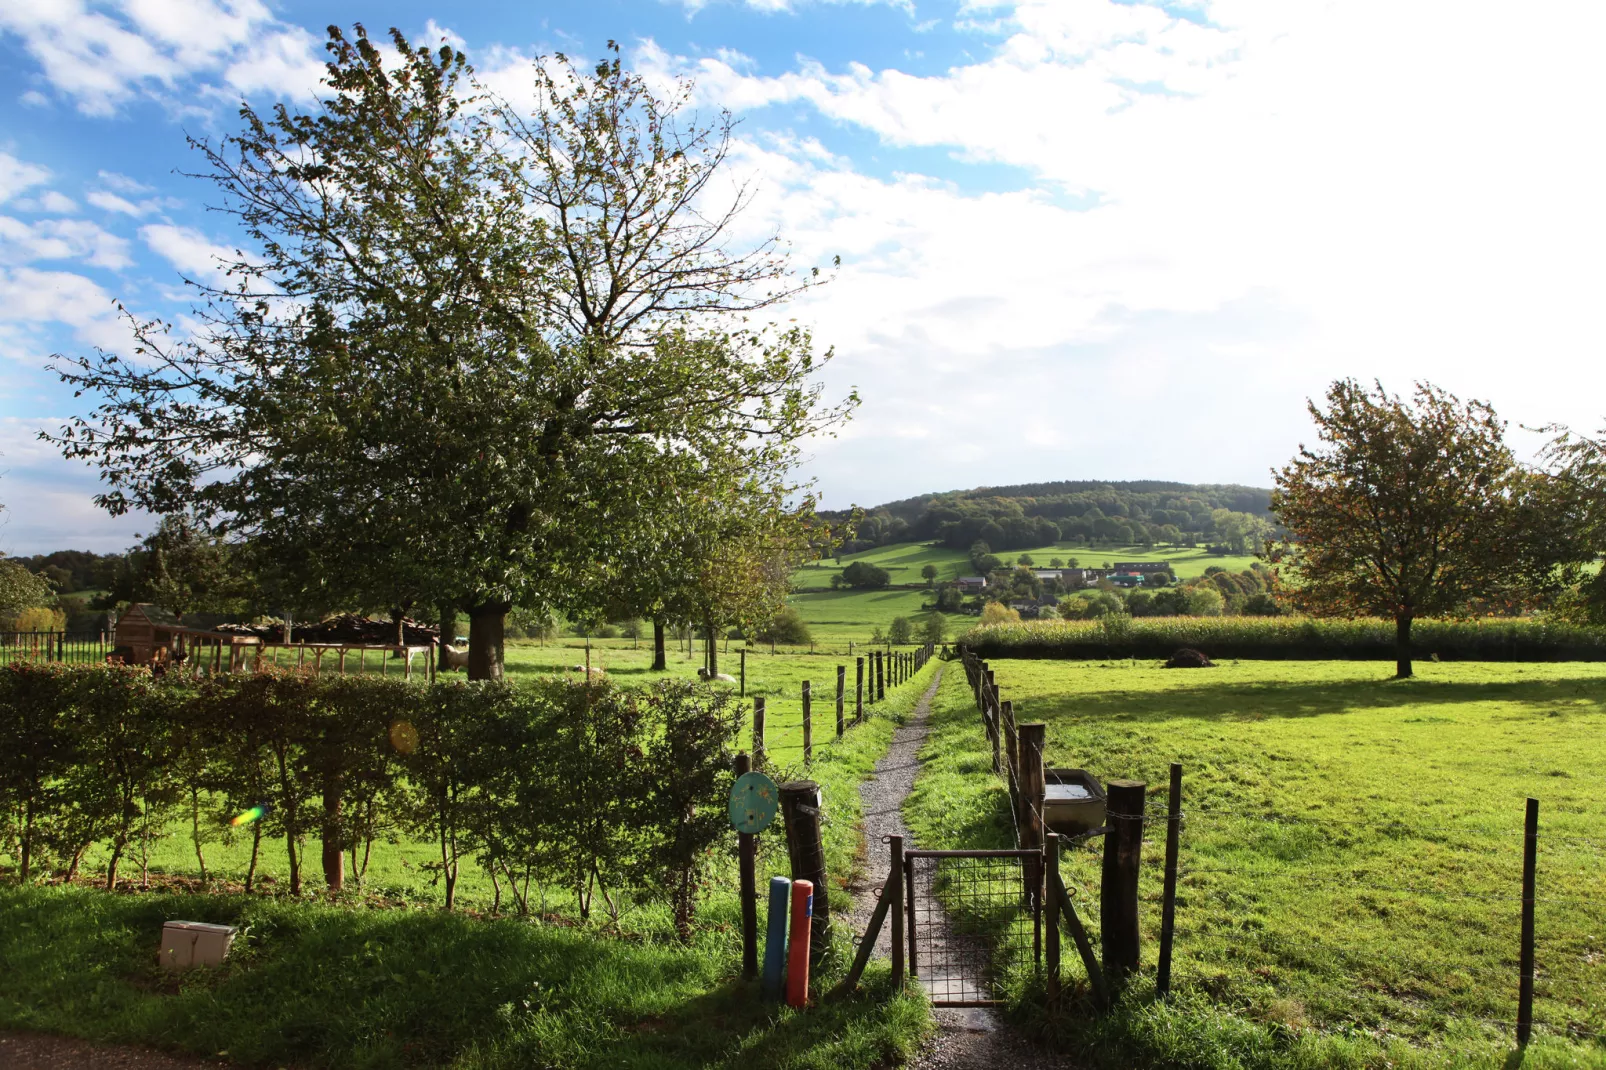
[958,616,1606,661]
[0,665,741,938]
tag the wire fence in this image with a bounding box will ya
[953,645,1606,1051]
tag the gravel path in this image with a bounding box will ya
[0,1032,233,1069]
[848,668,1075,1070]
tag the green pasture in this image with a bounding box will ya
[792,541,1261,590]
[0,660,943,1069]
[903,659,1606,1069]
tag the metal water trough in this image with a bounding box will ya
[1043,768,1106,836]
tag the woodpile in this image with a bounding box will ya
[1163,647,1215,668]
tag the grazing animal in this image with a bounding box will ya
[1163,647,1215,669]
[570,665,607,676]
[442,644,469,670]
[697,668,737,683]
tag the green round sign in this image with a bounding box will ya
[729,771,779,834]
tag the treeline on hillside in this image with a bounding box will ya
[827,480,1276,554]
[0,662,739,938]
[935,562,1279,620]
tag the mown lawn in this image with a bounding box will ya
[903,659,1606,1069]
[0,663,944,1067]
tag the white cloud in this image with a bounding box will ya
[0,153,51,204]
[677,0,912,15]
[0,0,316,115]
[139,223,242,286]
[0,418,149,554]
[14,191,77,214]
[0,266,129,352]
[96,171,153,195]
[0,216,132,269]
[636,0,1606,496]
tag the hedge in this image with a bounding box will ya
[957,616,1606,661]
[0,663,741,938]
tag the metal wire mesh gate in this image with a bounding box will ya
[905,849,1042,1006]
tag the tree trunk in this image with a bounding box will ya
[706,618,718,676]
[1395,613,1414,679]
[437,602,457,671]
[321,767,344,892]
[286,830,301,896]
[468,602,509,681]
[246,824,261,893]
[652,618,667,671]
[190,785,208,882]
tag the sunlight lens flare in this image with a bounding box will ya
[230,806,265,827]
[389,720,419,755]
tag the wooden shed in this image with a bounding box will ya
[112,603,262,673]
[113,603,183,665]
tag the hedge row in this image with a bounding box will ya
[0,663,741,937]
[957,615,1606,661]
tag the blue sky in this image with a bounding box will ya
[1,0,1604,554]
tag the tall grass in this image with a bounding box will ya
[959,616,1606,661]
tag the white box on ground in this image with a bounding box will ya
[160,921,236,971]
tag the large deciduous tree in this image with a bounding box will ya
[1270,380,1553,678]
[48,28,849,679]
[1539,422,1606,623]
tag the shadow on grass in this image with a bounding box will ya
[1012,674,1606,725]
[0,885,922,1070]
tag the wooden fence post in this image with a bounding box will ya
[1019,723,1047,862]
[736,751,758,980]
[1046,831,1061,1003]
[1102,779,1146,988]
[1003,700,1020,831]
[780,780,830,966]
[1518,796,1539,1047]
[1158,762,1183,998]
[875,651,885,702]
[855,657,865,722]
[802,682,812,763]
[753,698,767,771]
[836,665,846,738]
[890,834,905,988]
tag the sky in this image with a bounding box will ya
[1,0,1603,554]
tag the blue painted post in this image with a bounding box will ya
[761,876,792,1001]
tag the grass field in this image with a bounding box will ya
[0,658,944,1069]
[903,659,1606,1069]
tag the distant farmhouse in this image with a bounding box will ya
[1115,562,1172,574]
[955,576,989,593]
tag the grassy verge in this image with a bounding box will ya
[0,662,940,1068]
[902,661,1606,1069]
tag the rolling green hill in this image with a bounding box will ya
[786,540,1263,642]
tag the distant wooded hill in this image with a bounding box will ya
[824,480,1276,554]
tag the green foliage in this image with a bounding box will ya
[754,605,812,645]
[887,616,913,644]
[918,611,948,646]
[840,561,891,589]
[960,615,1606,660]
[97,516,247,616]
[0,665,742,926]
[1271,380,1574,676]
[0,559,55,626]
[49,28,849,679]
